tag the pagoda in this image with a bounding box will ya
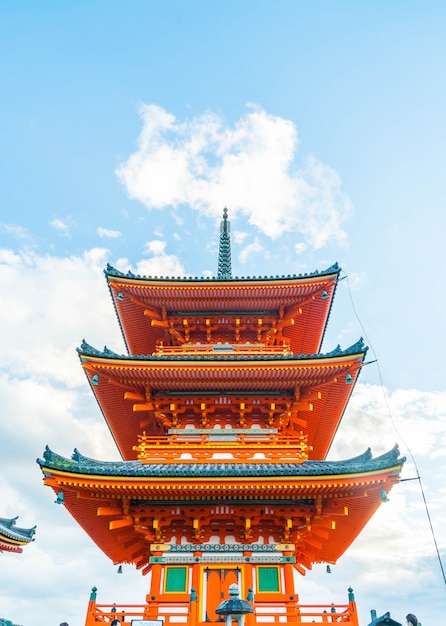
[38,209,404,625]
[0,516,35,554]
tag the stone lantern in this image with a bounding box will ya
[215,583,254,626]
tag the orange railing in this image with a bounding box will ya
[253,601,358,624]
[154,343,291,356]
[85,600,191,624]
[134,432,309,463]
[85,597,359,625]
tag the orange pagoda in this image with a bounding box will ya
[38,209,404,625]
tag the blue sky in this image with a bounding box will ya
[0,2,445,624]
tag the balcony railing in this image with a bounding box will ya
[134,432,310,464]
[84,592,359,625]
[154,342,291,357]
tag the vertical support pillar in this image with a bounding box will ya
[190,557,202,625]
[283,560,295,596]
[84,587,97,626]
[283,559,300,622]
[189,582,198,625]
[145,560,162,619]
[243,558,255,626]
[347,588,359,626]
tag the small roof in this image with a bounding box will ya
[78,339,367,460]
[0,516,36,553]
[368,612,403,626]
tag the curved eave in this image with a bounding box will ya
[38,444,403,475]
[0,540,23,553]
[78,347,366,460]
[0,534,32,547]
[40,465,403,494]
[38,447,403,570]
[105,263,341,285]
[106,268,340,357]
[0,518,36,543]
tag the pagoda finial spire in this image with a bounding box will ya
[217,207,232,280]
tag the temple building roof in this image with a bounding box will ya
[39,444,403,478]
[0,516,36,553]
[37,445,404,573]
[105,262,341,357]
[105,261,341,284]
[77,339,367,460]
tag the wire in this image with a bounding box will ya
[343,272,446,588]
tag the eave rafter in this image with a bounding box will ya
[0,540,24,553]
[80,351,365,394]
[40,463,402,501]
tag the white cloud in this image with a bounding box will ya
[0,246,119,385]
[0,223,31,240]
[114,239,186,277]
[294,242,307,255]
[327,382,446,622]
[234,230,249,245]
[238,238,266,265]
[144,239,167,255]
[329,383,446,463]
[97,226,122,238]
[0,243,187,624]
[344,271,364,289]
[50,218,71,236]
[116,105,352,248]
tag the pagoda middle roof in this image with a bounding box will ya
[78,339,367,460]
[105,263,341,357]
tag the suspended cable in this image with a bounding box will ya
[343,272,446,588]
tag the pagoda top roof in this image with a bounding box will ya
[105,261,341,284]
[0,516,36,543]
[104,216,341,355]
[38,444,404,478]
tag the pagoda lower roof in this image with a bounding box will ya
[105,263,340,357]
[0,516,36,552]
[37,446,404,571]
[39,445,402,479]
[77,339,367,461]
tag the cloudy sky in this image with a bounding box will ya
[1,1,445,624]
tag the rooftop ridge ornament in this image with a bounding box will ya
[217,207,232,280]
